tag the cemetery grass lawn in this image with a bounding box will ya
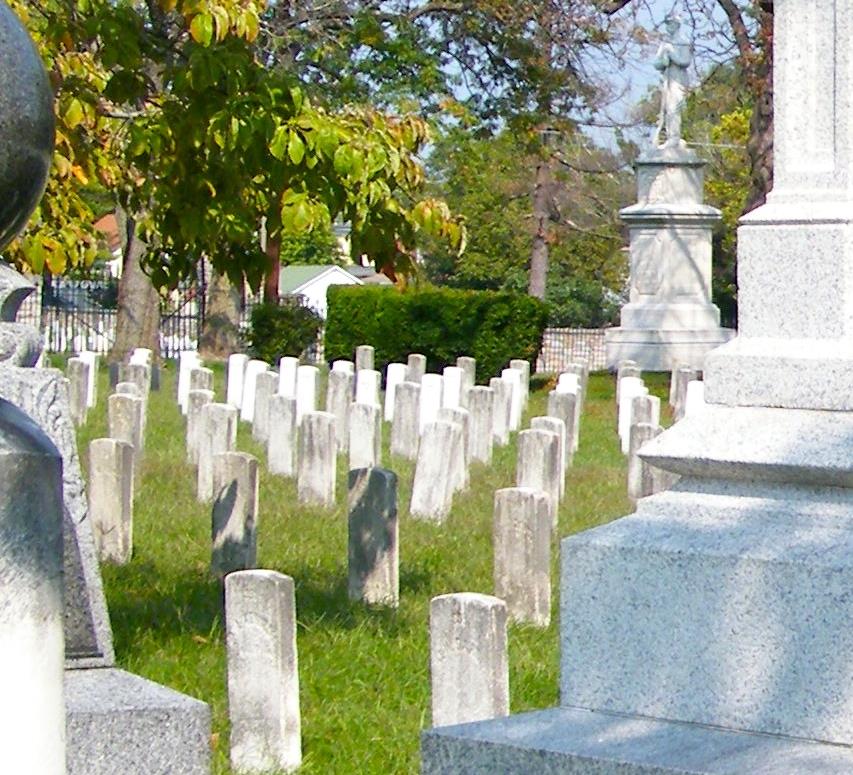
[74,364,671,774]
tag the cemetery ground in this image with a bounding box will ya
[69,359,671,774]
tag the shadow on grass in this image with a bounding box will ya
[103,560,223,650]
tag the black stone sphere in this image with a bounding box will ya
[0,2,55,252]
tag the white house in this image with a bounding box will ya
[278,264,363,319]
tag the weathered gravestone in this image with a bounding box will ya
[422,6,853,771]
[493,487,551,627]
[225,570,301,774]
[429,593,509,728]
[0,14,209,769]
[348,467,398,607]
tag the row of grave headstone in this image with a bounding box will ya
[173,346,537,771]
[422,360,596,728]
[65,348,155,566]
[424,361,718,730]
[616,360,705,504]
[75,343,593,768]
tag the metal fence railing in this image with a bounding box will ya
[18,274,326,363]
[536,327,609,373]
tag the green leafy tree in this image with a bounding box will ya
[425,127,629,327]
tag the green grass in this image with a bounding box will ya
[74,363,672,774]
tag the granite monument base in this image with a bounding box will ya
[66,667,211,775]
[422,405,853,772]
[605,325,733,371]
[422,707,853,774]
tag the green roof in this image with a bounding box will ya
[278,265,355,294]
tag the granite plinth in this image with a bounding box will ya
[561,479,853,745]
[705,337,853,410]
[66,667,210,775]
[605,327,733,372]
[421,707,853,774]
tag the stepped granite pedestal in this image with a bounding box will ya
[605,145,733,371]
[424,3,853,771]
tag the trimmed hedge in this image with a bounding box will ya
[247,300,323,363]
[325,285,549,381]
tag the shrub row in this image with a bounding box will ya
[325,285,549,381]
[248,300,323,363]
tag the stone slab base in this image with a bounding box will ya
[605,327,734,371]
[705,336,853,410]
[66,667,210,775]
[421,707,853,774]
[561,482,853,744]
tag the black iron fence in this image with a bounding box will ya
[22,274,324,362]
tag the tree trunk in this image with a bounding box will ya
[264,238,280,304]
[198,268,242,359]
[109,209,161,363]
[528,157,552,300]
[745,2,774,212]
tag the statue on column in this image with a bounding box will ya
[652,14,692,148]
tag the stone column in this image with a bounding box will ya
[617,376,648,454]
[516,428,560,526]
[325,369,353,453]
[355,344,375,372]
[240,359,269,423]
[278,356,299,398]
[226,353,248,409]
[406,352,426,383]
[456,356,476,391]
[348,402,382,471]
[390,381,420,460]
[509,358,530,408]
[188,365,213,395]
[295,365,319,425]
[419,374,443,434]
[429,593,509,727]
[348,468,398,607]
[671,366,702,419]
[197,403,238,502]
[211,451,259,576]
[531,416,566,498]
[226,570,301,774]
[441,366,464,409]
[108,392,144,456]
[500,368,523,431]
[331,359,355,376]
[78,350,98,408]
[66,357,89,426]
[355,368,381,407]
[268,395,298,477]
[438,406,470,493]
[493,487,551,626]
[410,420,460,522]
[297,411,337,507]
[88,438,134,564]
[186,388,214,464]
[251,371,278,443]
[466,386,494,465]
[383,362,408,422]
[0,399,65,774]
[489,377,512,446]
[626,422,669,504]
[177,350,201,414]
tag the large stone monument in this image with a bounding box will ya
[0,4,210,772]
[605,16,733,371]
[423,4,853,772]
